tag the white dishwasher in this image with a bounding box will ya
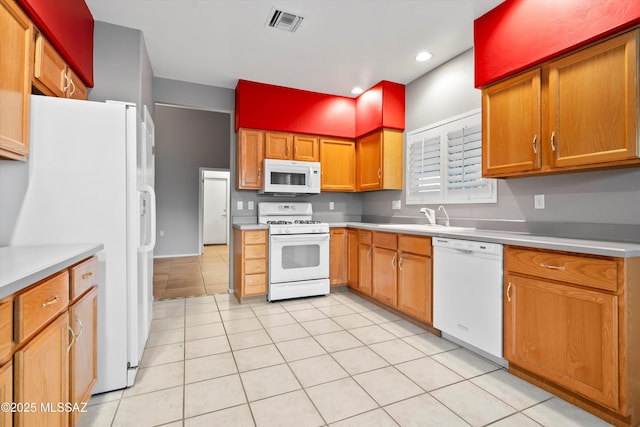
[433,237,504,359]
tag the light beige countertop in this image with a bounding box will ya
[0,244,103,300]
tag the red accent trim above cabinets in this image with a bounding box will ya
[17,0,94,87]
[235,80,405,139]
[474,0,640,88]
[235,80,356,138]
[355,81,405,137]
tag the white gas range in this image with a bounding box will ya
[258,202,330,301]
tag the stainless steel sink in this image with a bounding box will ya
[379,224,474,233]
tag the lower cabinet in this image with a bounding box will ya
[0,361,11,427]
[234,228,268,302]
[397,235,432,323]
[347,229,358,289]
[14,312,70,427]
[329,228,347,286]
[357,231,372,295]
[69,287,98,425]
[372,232,398,307]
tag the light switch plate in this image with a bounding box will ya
[248,201,254,210]
[329,202,334,210]
[392,200,402,210]
[237,201,244,210]
[534,194,545,209]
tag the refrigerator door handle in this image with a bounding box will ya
[139,184,156,252]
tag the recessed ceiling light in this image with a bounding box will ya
[351,87,364,95]
[415,51,433,62]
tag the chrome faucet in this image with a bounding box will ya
[419,207,436,225]
[437,205,450,227]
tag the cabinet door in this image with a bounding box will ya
[69,288,97,425]
[357,132,382,190]
[547,30,638,168]
[236,129,265,189]
[358,244,372,295]
[372,247,397,307]
[504,274,618,410]
[265,132,293,159]
[398,252,432,323]
[482,69,542,176]
[65,67,88,100]
[320,138,356,191]
[0,362,11,427]
[0,0,33,161]
[329,229,347,286]
[293,135,319,161]
[14,312,69,427]
[33,33,66,97]
[347,229,358,289]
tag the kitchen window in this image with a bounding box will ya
[405,109,497,205]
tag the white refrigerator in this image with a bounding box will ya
[9,95,156,394]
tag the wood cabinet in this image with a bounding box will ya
[69,286,97,425]
[14,311,70,427]
[372,232,398,307]
[265,132,319,161]
[329,228,347,286]
[356,129,403,191]
[347,229,358,289]
[233,228,268,302]
[0,0,33,161]
[482,29,640,178]
[397,235,432,323]
[320,137,356,191]
[503,246,640,425]
[357,230,372,295]
[0,298,12,366]
[236,129,265,190]
[0,361,11,427]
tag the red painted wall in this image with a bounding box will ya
[235,80,356,138]
[355,81,405,137]
[474,0,640,88]
[17,0,94,87]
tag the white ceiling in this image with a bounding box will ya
[85,0,503,97]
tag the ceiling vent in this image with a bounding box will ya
[266,8,304,33]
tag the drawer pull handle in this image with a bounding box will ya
[550,131,556,152]
[540,263,565,271]
[41,295,60,308]
[398,256,404,271]
[532,134,538,154]
[67,325,76,352]
[391,255,397,270]
[82,272,93,280]
[507,282,512,302]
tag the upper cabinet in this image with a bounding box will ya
[265,132,319,162]
[33,32,88,100]
[357,129,403,191]
[482,30,640,178]
[320,137,356,192]
[0,0,33,161]
[237,129,264,190]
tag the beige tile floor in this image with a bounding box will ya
[153,245,230,300]
[78,289,613,427]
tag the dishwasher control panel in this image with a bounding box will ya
[432,237,503,255]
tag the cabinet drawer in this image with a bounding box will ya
[244,230,267,245]
[0,298,11,365]
[398,235,432,256]
[505,247,618,291]
[14,270,70,344]
[373,232,397,250]
[245,259,266,274]
[244,274,267,295]
[358,230,372,244]
[244,245,266,260]
[70,256,98,301]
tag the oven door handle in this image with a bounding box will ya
[270,234,330,243]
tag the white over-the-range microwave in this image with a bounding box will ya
[260,159,321,195]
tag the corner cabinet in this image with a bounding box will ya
[236,129,265,190]
[504,246,640,426]
[329,228,347,286]
[482,29,640,178]
[356,129,403,191]
[320,138,356,191]
[0,0,33,161]
[346,229,358,289]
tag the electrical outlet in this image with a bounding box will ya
[237,201,243,210]
[329,202,334,210]
[248,201,254,210]
[392,200,401,210]
[534,194,545,209]
[159,230,165,237]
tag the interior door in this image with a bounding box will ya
[203,177,228,244]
